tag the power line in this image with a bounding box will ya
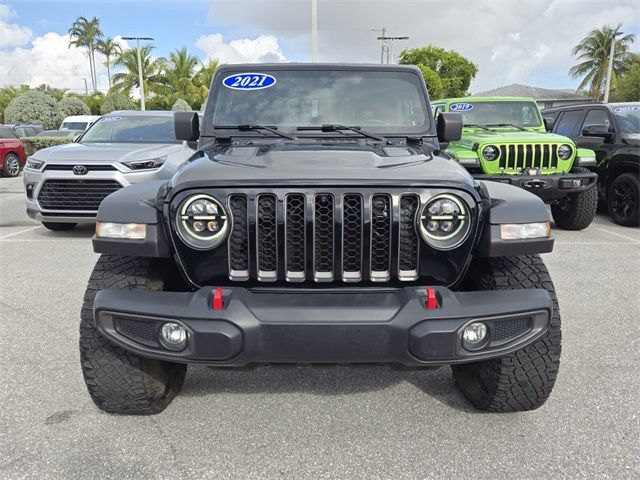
[372,27,409,64]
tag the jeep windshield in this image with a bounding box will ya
[454,101,543,128]
[81,115,180,144]
[612,105,640,134]
[206,69,430,136]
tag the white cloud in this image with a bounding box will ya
[195,33,286,64]
[0,4,32,48]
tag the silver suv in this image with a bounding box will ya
[23,111,195,231]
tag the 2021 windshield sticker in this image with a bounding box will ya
[613,106,640,113]
[223,73,276,90]
[450,103,474,112]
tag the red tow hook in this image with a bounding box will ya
[212,288,224,310]
[426,288,438,310]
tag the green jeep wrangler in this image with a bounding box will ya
[432,97,599,230]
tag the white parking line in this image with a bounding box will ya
[0,226,40,240]
[0,193,25,199]
[596,227,640,244]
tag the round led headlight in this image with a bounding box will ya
[419,194,471,250]
[482,145,499,161]
[176,194,229,250]
[557,144,572,160]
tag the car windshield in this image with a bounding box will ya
[80,115,179,144]
[452,101,543,128]
[612,105,640,134]
[207,70,429,135]
[0,126,18,139]
[60,121,88,131]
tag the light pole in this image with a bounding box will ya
[122,36,154,111]
[603,30,623,103]
[311,0,318,62]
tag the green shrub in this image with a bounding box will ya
[59,97,90,117]
[100,94,136,114]
[4,91,61,129]
[171,98,192,111]
[21,136,74,156]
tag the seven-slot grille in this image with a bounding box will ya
[227,191,421,283]
[37,179,122,211]
[496,144,564,172]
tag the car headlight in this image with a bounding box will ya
[123,156,166,170]
[175,194,229,250]
[482,145,499,161]
[25,158,44,170]
[419,194,471,250]
[557,144,572,160]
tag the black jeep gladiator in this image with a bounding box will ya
[81,64,561,415]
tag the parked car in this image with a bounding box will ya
[59,115,101,132]
[23,110,196,231]
[36,129,84,138]
[0,125,27,177]
[431,96,599,230]
[542,103,639,226]
[81,64,561,415]
[5,123,44,137]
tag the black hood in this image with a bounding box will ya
[169,143,477,193]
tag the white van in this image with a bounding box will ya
[59,115,101,131]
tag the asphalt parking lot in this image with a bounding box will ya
[1,174,638,480]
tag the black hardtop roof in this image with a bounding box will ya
[215,63,421,74]
[542,102,640,113]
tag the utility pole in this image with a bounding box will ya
[373,28,409,64]
[603,30,623,103]
[311,0,318,62]
[122,36,154,111]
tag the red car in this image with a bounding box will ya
[0,125,27,177]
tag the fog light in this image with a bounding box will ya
[572,179,583,188]
[462,322,487,349]
[160,322,187,351]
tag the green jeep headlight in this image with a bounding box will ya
[558,144,572,160]
[482,145,499,161]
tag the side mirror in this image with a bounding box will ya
[543,117,555,132]
[437,112,463,144]
[174,111,200,142]
[581,124,613,140]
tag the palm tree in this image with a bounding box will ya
[194,58,219,90]
[97,37,122,89]
[163,48,200,97]
[68,16,103,92]
[111,45,166,98]
[569,23,635,100]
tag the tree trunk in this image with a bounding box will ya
[106,55,111,89]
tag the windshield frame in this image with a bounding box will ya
[202,65,434,138]
[451,100,544,129]
[80,114,180,144]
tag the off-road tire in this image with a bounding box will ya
[80,255,187,415]
[607,172,639,227]
[452,255,561,412]
[550,166,597,230]
[42,222,77,231]
[2,153,21,177]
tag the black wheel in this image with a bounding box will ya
[42,222,77,231]
[452,255,561,412]
[550,166,598,230]
[80,255,187,415]
[607,173,639,227]
[2,153,21,177]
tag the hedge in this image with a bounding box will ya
[21,137,74,156]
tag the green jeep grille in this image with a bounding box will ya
[483,142,574,174]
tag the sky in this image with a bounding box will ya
[1,0,639,94]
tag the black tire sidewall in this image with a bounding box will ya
[607,173,639,227]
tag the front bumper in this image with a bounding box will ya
[474,170,598,202]
[93,286,552,367]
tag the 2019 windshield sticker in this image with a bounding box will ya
[613,106,640,113]
[223,73,276,90]
[450,103,474,112]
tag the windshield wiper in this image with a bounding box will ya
[484,123,527,131]
[214,124,296,140]
[297,124,385,141]
[464,123,492,131]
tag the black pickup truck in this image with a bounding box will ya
[80,64,561,415]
